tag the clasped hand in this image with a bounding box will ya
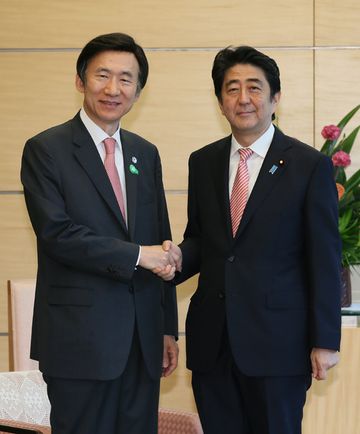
[139,241,182,281]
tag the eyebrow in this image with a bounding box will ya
[225,78,263,87]
[95,67,135,78]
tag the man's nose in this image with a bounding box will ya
[238,88,250,104]
[105,77,121,96]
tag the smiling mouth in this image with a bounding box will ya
[237,111,254,116]
[101,101,120,107]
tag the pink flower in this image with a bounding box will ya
[332,151,351,168]
[321,124,341,141]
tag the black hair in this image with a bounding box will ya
[76,33,148,93]
[212,45,281,102]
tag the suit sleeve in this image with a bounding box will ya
[177,153,202,282]
[305,154,342,351]
[21,137,139,283]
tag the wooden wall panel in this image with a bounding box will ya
[265,50,313,145]
[316,0,360,46]
[0,196,37,332]
[166,194,187,244]
[0,0,312,49]
[315,50,360,174]
[0,52,81,190]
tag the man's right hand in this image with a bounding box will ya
[152,241,183,281]
[139,245,174,270]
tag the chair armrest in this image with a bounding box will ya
[0,419,50,433]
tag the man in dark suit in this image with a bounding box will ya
[159,46,341,433]
[21,33,178,434]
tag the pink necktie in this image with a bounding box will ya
[230,148,253,236]
[103,138,126,222]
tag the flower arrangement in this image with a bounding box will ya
[320,104,360,267]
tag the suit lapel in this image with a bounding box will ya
[234,127,292,239]
[213,136,234,241]
[121,130,138,242]
[71,114,128,233]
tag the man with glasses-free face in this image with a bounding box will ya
[21,33,178,434]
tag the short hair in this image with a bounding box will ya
[212,45,281,101]
[76,33,149,93]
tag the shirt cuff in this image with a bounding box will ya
[135,245,141,268]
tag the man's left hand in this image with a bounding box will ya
[310,347,339,380]
[162,335,179,377]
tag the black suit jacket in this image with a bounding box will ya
[21,112,177,381]
[179,126,341,376]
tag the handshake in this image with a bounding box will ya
[139,241,182,281]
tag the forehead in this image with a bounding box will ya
[86,50,139,74]
[223,63,269,85]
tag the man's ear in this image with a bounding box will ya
[75,74,85,93]
[272,91,281,107]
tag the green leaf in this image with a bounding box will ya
[320,139,336,155]
[337,104,360,130]
[335,167,346,185]
[333,126,360,154]
[344,168,360,194]
[338,208,353,230]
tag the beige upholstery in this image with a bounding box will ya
[7,280,38,371]
[158,408,203,433]
[0,370,202,433]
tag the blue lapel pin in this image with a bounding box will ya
[269,164,278,175]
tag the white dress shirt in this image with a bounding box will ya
[229,124,275,199]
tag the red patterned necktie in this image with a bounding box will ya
[230,148,253,236]
[103,138,126,222]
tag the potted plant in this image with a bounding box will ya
[320,105,360,306]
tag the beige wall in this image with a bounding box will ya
[0,0,360,431]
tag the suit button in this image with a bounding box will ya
[128,286,134,294]
[227,256,235,262]
[218,292,225,299]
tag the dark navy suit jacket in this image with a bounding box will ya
[21,112,178,381]
[179,126,341,376]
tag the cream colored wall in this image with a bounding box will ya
[0,0,360,431]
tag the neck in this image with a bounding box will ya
[232,123,272,148]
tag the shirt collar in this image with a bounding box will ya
[230,123,275,158]
[80,108,121,146]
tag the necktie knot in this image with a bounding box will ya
[104,138,116,155]
[239,148,253,162]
